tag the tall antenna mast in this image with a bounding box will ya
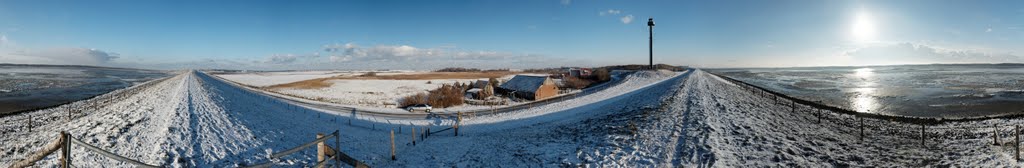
[647,17,655,70]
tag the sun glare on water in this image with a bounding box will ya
[850,10,877,43]
[853,68,874,78]
[851,68,877,113]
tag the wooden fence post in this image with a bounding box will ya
[27,115,32,132]
[995,124,1000,145]
[859,117,864,142]
[456,112,462,137]
[817,108,822,123]
[412,127,416,146]
[1016,125,1020,161]
[317,133,326,168]
[791,101,795,113]
[920,124,926,147]
[335,131,341,168]
[390,129,396,161]
[61,131,70,168]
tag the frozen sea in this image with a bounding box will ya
[0,64,169,115]
[711,64,1024,118]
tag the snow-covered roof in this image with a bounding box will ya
[467,88,482,93]
[499,75,551,93]
[474,80,490,88]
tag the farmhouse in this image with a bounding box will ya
[498,75,559,100]
[568,68,592,77]
[473,80,490,89]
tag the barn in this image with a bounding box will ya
[498,75,559,100]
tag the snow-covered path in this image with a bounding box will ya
[1,69,690,167]
[596,70,1023,167]
[5,68,1020,167]
[2,72,182,167]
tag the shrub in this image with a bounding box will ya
[479,85,493,99]
[482,69,510,72]
[360,72,377,77]
[399,83,471,109]
[426,84,464,108]
[564,77,591,89]
[592,68,611,82]
[435,67,482,72]
[399,93,427,107]
[488,78,500,88]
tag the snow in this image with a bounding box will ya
[0,69,684,167]
[497,75,551,93]
[3,68,1020,167]
[273,79,484,107]
[218,71,540,110]
[578,70,1022,167]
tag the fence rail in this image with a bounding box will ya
[12,130,367,168]
[709,72,1024,160]
[710,72,1024,124]
[68,135,160,168]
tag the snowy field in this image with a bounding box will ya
[274,78,495,108]
[0,69,682,167]
[215,71,357,87]
[4,69,1024,167]
[218,71,551,110]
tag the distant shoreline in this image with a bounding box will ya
[706,63,1024,69]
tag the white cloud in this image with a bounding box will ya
[1,48,120,66]
[261,53,319,64]
[620,15,635,24]
[0,35,8,47]
[323,43,521,63]
[561,0,571,5]
[599,9,621,16]
[0,36,121,66]
[195,42,585,70]
[986,28,993,32]
[839,42,1024,65]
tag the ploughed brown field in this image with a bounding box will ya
[266,71,522,89]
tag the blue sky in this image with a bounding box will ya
[0,0,1022,70]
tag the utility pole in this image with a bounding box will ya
[647,17,655,70]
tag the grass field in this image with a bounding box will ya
[266,71,521,89]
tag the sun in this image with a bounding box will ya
[850,10,876,43]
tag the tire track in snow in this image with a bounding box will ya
[668,71,698,165]
[162,71,261,167]
[661,70,716,167]
[684,70,723,166]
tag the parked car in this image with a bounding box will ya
[406,104,432,112]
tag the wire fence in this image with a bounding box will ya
[710,72,1024,160]
[11,130,362,168]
